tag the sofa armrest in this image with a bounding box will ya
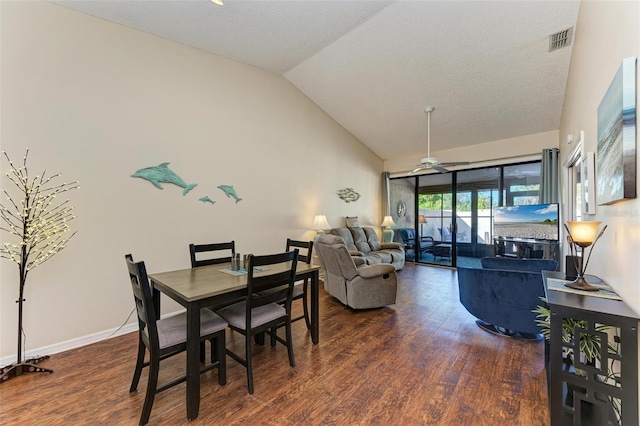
[353,256,367,267]
[358,263,396,278]
[381,242,402,250]
[349,250,365,256]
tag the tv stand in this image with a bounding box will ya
[493,237,560,262]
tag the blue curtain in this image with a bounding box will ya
[381,172,391,217]
[540,148,559,203]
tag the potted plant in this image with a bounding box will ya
[533,298,606,365]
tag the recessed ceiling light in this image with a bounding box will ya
[210,0,223,6]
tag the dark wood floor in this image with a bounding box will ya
[0,264,549,425]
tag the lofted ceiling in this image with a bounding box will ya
[51,0,580,165]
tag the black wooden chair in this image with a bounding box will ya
[215,250,298,394]
[126,254,227,425]
[285,239,313,329]
[189,241,235,267]
[189,241,244,312]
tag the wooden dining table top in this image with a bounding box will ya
[149,261,320,303]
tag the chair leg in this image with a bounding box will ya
[217,332,226,386]
[302,279,311,330]
[285,319,295,368]
[140,355,159,426]
[130,335,146,392]
[270,327,277,347]
[245,333,254,394]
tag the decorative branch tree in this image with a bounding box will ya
[0,149,79,383]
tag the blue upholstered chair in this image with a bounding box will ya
[398,228,434,262]
[457,257,558,340]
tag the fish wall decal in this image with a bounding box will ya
[337,187,361,203]
[199,196,216,205]
[217,185,242,203]
[131,162,197,196]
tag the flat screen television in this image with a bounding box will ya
[493,203,559,241]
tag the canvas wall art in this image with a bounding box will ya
[597,57,637,205]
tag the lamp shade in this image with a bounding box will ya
[312,215,331,230]
[381,215,395,228]
[566,221,601,245]
[418,215,427,223]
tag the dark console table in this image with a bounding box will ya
[542,270,639,426]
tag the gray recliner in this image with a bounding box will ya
[315,234,398,309]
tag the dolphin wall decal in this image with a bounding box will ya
[199,196,216,205]
[131,162,197,196]
[217,185,242,203]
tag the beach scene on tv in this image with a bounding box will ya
[493,204,559,241]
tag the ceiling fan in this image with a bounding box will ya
[411,106,470,174]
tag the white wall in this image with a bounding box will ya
[0,2,382,360]
[559,1,640,311]
[384,130,558,175]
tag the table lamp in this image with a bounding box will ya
[381,215,395,243]
[564,221,607,291]
[312,215,331,238]
[418,215,427,237]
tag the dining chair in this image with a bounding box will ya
[125,254,227,426]
[283,239,313,328]
[258,239,313,331]
[189,241,245,313]
[189,241,235,267]
[215,250,299,394]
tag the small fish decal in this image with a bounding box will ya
[337,187,361,203]
[199,196,216,205]
[131,162,197,196]
[217,185,242,203]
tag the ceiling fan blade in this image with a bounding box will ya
[432,165,450,173]
[440,161,470,166]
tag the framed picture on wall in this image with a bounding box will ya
[597,56,637,205]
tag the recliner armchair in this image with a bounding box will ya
[315,234,398,309]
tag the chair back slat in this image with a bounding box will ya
[246,250,298,311]
[126,255,159,351]
[286,239,313,264]
[189,241,235,267]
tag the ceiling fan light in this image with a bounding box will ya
[420,157,438,165]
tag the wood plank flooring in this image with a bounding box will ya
[0,264,549,425]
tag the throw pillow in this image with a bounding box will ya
[346,216,360,227]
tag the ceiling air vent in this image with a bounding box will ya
[549,27,573,52]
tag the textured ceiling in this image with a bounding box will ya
[52,0,580,165]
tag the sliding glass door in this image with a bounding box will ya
[389,160,542,267]
[418,173,454,267]
[455,169,500,265]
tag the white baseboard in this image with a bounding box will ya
[0,310,184,368]
[0,322,138,368]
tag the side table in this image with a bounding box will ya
[542,270,639,425]
[433,243,451,260]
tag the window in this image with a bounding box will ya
[563,136,584,222]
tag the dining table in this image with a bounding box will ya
[148,261,321,421]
